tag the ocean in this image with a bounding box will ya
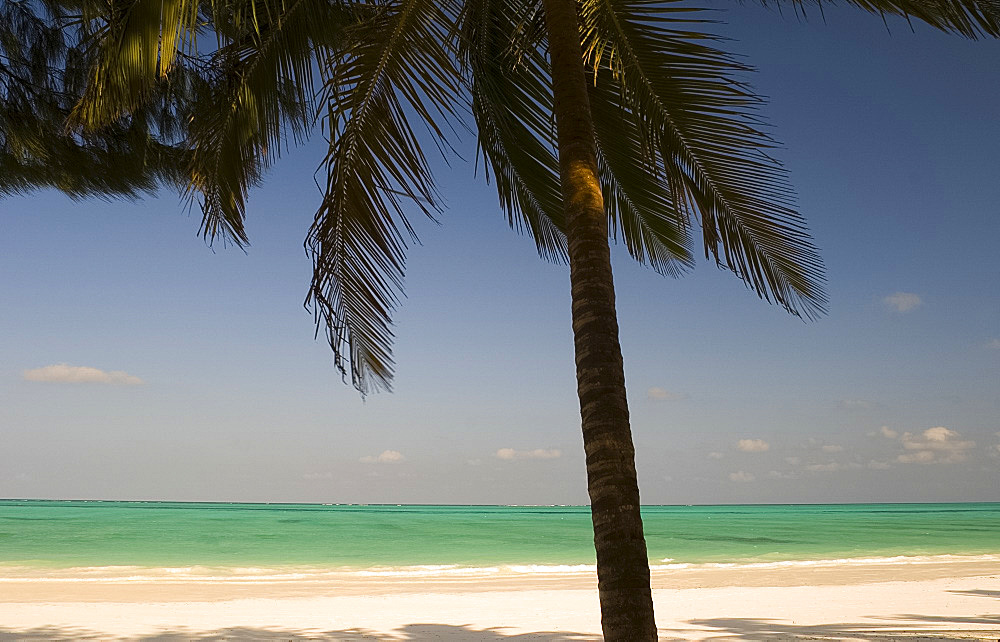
[1,501,998,579]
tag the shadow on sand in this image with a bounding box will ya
[0,624,600,641]
[2,616,1000,641]
[5,590,1000,642]
[949,589,1000,600]
[678,615,1000,641]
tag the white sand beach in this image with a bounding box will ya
[1,559,998,640]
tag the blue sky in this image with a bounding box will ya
[1,4,998,504]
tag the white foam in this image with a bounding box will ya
[2,553,998,583]
[654,553,1000,571]
[504,564,595,574]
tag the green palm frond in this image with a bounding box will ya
[459,0,691,271]
[1,108,188,198]
[308,0,464,394]
[755,0,1000,38]
[459,0,566,262]
[589,76,694,277]
[69,0,201,130]
[1,0,186,198]
[580,0,827,318]
[186,0,350,245]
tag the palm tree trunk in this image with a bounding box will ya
[540,0,657,638]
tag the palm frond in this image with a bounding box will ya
[308,0,464,394]
[1,0,187,198]
[458,0,566,262]
[69,0,201,130]
[185,0,350,245]
[589,74,694,277]
[580,0,827,318]
[755,0,1000,38]
[458,0,691,270]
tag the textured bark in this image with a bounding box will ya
[541,0,657,638]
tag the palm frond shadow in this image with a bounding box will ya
[685,614,1000,640]
[894,613,1000,626]
[949,589,1000,599]
[4,610,1000,641]
[0,624,605,641]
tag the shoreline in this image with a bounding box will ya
[1,559,998,639]
[2,553,998,588]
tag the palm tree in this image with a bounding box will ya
[5,0,998,637]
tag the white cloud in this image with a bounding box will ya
[897,450,936,464]
[784,456,801,466]
[883,292,923,313]
[23,363,143,385]
[987,338,1000,350]
[879,426,899,439]
[495,448,561,460]
[737,439,770,453]
[360,450,406,464]
[729,471,755,483]
[647,387,685,401]
[766,470,795,479]
[897,427,975,464]
[805,461,861,472]
[868,460,892,470]
[921,427,960,443]
[838,399,875,410]
[821,445,844,453]
[707,452,725,460]
[302,472,334,480]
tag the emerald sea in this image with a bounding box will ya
[1,501,998,577]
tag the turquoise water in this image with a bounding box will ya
[1,500,998,572]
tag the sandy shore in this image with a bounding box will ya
[1,560,998,640]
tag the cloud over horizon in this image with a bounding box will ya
[837,399,875,410]
[805,461,861,473]
[883,292,923,313]
[360,450,406,464]
[22,364,143,385]
[647,387,685,401]
[737,439,770,453]
[495,448,561,460]
[897,427,974,464]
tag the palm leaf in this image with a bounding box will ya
[185,0,350,245]
[69,0,201,130]
[580,0,828,318]
[754,0,1000,38]
[1,0,187,198]
[458,0,567,262]
[589,75,694,277]
[458,0,690,271]
[308,0,464,394]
